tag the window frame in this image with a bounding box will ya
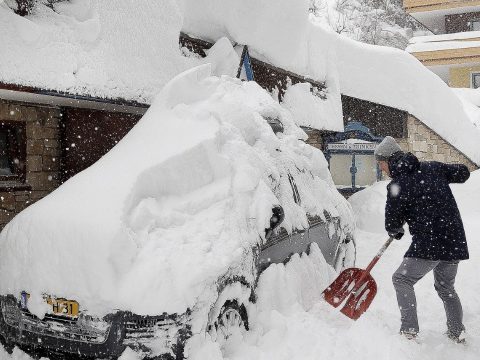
[469,18,480,31]
[470,72,480,89]
[0,121,27,186]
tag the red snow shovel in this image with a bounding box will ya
[323,237,394,320]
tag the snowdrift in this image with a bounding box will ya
[0,66,353,318]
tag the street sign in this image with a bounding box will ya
[326,143,377,151]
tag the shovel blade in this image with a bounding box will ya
[340,276,377,320]
[322,268,366,308]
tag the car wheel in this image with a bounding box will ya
[207,299,249,346]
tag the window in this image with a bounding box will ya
[469,19,480,31]
[471,72,480,89]
[0,122,26,183]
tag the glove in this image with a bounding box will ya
[388,228,404,240]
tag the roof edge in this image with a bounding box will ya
[0,82,150,109]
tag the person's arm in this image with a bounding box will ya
[440,163,470,184]
[385,182,406,239]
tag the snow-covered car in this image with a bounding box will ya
[0,66,355,359]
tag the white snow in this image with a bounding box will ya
[454,87,480,107]
[452,88,480,129]
[410,31,480,43]
[2,0,480,162]
[0,0,240,104]
[182,0,480,165]
[0,0,480,163]
[158,170,480,359]
[0,0,188,103]
[282,61,343,132]
[183,170,480,359]
[407,40,480,52]
[1,1,480,359]
[0,0,342,134]
[0,66,353,320]
[3,169,480,358]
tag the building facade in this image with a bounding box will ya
[0,91,145,229]
[405,0,480,87]
[0,100,62,227]
[0,32,478,229]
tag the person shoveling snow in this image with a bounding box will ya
[375,136,470,343]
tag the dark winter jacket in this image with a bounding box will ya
[385,152,470,261]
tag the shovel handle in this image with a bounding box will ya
[364,237,394,274]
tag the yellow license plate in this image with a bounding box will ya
[46,297,79,318]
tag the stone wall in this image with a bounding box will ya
[398,115,478,171]
[303,128,325,150]
[0,100,62,229]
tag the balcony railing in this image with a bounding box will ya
[407,33,480,65]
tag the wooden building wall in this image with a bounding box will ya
[445,11,480,33]
[61,108,142,181]
[341,95,407,138]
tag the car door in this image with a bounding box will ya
[307,212,340,266]
[257,173,309,272]
[308,212,355,270]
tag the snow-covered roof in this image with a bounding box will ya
[407,40,480,52]
[181,0,480,165]
[0,0,345,132]
[410,31,480,44]
[0,0,196,104]
[1,0,480,164]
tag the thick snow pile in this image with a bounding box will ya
[185,172,480,359]
[0,0,240,103]
[3,0,480,162]
[2,169,479,359]
[182,0,480,165]
[0,0,343,132]
[407,31,480,52]
[0,66,353,318]
[348,180,389,233]
[282,64,343,131]
[0,0,187,102]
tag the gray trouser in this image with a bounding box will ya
[392,257,464,336]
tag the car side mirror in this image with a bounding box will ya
[265,205,285,239]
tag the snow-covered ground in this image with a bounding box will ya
[1,169,478,359]
[1,1,480,359]
[181,171,480,360]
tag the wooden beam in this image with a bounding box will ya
[404,0,480,13]
[411,46,480,65]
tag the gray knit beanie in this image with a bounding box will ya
[374,136,402,161]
